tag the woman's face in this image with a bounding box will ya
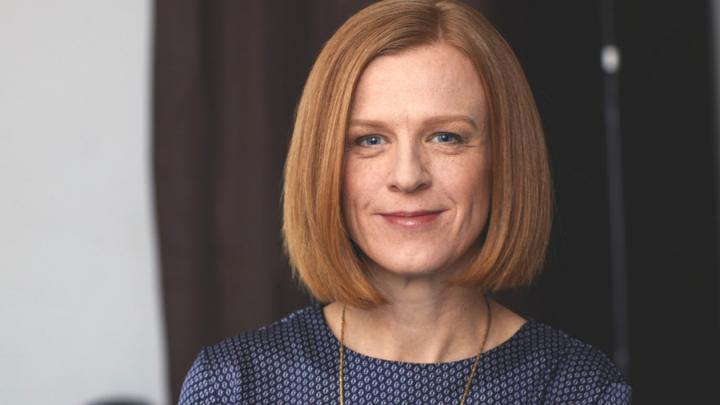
[343,43,491,279]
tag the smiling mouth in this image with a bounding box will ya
[379,210,445,227]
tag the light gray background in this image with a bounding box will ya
[0,1,167,404]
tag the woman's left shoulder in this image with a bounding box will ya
[521,319,632,404]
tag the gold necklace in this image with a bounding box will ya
[338,296,492,405]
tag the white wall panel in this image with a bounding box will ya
[0,1,167,404]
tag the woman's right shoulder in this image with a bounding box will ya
[178,303,326,405]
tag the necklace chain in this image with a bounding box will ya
[338,296,492,405]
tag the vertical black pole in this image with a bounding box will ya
[599,0,630,376]
[711,0,720,336]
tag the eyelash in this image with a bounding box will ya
[353,132,464,147]
[430,132,463,144]
[356,135,386,147]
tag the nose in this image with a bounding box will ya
[388,142,431,193]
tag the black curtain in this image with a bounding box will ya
[616,1,720,403]
[153,1,720,403]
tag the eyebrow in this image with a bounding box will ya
[348,114,479,131]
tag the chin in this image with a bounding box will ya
[367,252,456,278]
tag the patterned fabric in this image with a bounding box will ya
[179,304,631,404]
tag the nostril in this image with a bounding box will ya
[388,156,431,192]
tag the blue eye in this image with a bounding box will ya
[357,135,385,146]
[431,132,462,144]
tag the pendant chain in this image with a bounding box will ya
[338,296,492,405]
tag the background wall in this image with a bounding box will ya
[0,1,167,404]
[490,1,720,403]
[154,1,720,403]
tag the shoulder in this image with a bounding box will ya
[178,304,325,405]
[521,320,632,404]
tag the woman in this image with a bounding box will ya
[179,0,631,403]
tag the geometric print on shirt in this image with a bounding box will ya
[179,303,631,404]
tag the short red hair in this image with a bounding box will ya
[283,0,553,308]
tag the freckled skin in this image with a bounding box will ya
[343,43,491,280]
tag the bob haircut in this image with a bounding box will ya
[283,0,553,308]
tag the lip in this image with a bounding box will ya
[379,210,445,228]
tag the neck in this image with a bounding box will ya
[341,268,491,363]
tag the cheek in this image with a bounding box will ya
[342,157,384,226]
[437,153,491,207]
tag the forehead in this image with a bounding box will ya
[350,43,486,123]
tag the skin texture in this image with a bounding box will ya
[324,43,526,364]
[343,43,490,281]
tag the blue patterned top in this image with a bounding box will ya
[179,303,631,404]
